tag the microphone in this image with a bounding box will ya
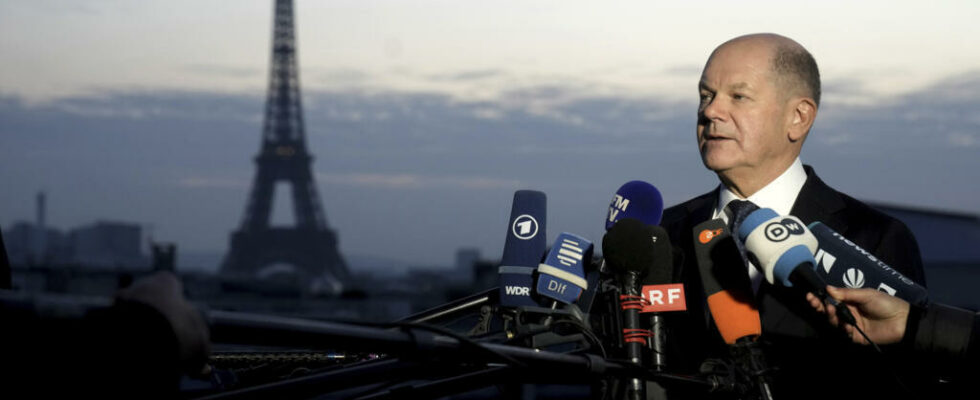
[637,228,677,373]
[735,208,857,326]
[693,218,760,344]
[808,222,929,307]
[603,217,661,400]
[606,181,664,230]
[536,232,593,306]
[498,190,547,308]
[694,218,773,400]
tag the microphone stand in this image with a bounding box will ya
[617,272,647,400]
[193,358,440,400]
[353,366,513,400]
[732,337,775,400]
[207,310,719,396]
[397,288,495,326]
[646,312,669,400]
[0,291,738,399]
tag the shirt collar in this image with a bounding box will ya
[713,157,807,221]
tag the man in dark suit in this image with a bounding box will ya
[660,33,929,399]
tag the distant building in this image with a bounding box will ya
[454,248,481,284]
[873,203,980,309]
[3,221,71,265]
[873,203,980,265]
[472,259,498,292]
[4,191,146,269]
[69,221,146,269]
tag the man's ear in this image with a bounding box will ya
[788,97,817,142]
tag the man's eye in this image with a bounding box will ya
[698,96,710,112]
[733,93,746,100]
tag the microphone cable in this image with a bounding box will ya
[366,320,528,369]
[504,318,608,360]
[551,319,608,359]
[819,297,918,398]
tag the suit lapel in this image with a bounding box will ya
[789,166,847,231]
[685,188,717,227]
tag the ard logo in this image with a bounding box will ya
[512,214,539,240]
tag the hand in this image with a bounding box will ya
[807,285,910,345]
[117,271,211,376]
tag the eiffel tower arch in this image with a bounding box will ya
[222,0,349,294]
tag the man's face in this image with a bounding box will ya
[696,41,794,177]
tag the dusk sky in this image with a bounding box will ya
[2,0,978,271]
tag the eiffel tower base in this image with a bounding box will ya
[222,228,348,296]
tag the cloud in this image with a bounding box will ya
[490,84,608,126]
[812,132,854,146]
[182,64,262,79]
[316,172,521,190]
[176,172,521,193]
[8,90,263,122]
[821,77,882,106]
[10,1,103,15]
[948,132,978,147]
[815,70,980,149]
[312,68,373,85]
[914,71,980,103]
[470,107,503,120]
[427,69,504,82]
[176,177,249,189]
[2,71,979,268]
[663,64,702,76]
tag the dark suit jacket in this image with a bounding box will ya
[661,165,932,399]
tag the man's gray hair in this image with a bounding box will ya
[772,44,821,107]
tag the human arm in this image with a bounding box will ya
[808,285,978,372]
[806,285,909,345]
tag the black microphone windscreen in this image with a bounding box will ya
[693,218,738,296]
[643,226,674,285]
[603,218,653,275]
[602,218,672,281]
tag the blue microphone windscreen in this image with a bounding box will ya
[536,232,593,304]
[606,181,663,230]
[500,190,546,267]
[737,208,779,241]
[499,190,546,307]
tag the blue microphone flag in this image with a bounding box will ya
[808,222,929,307]
[536,232,592,305]
[499,190,547,307]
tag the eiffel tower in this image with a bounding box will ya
[222,0,349,294]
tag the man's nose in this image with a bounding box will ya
[700,97,724,122]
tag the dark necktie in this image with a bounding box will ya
[724,199,759,268]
